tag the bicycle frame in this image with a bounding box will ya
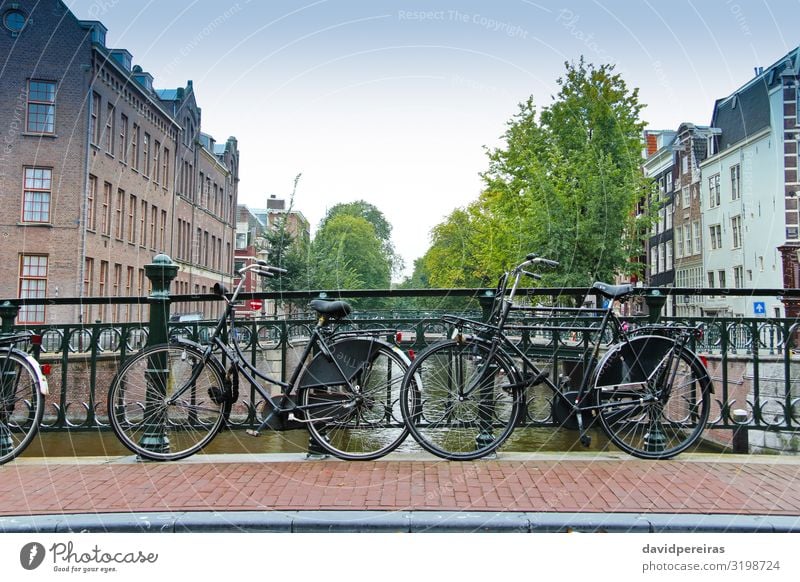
[165,264,391,429]
[450,257,698,420]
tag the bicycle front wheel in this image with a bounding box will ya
[108,344,227,461]
[400,338,522,460]
[594,335,712,459]
[0,350,44,465]
[299,339,410,460]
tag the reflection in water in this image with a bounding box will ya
[22,426,719,459]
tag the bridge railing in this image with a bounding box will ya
[1,254,799,453]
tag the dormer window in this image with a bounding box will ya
[3,8,27,33]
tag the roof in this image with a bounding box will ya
[156,89,180,101]
[710,46,799,154]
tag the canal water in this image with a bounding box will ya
[20,426,720,459]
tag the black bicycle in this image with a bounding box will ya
[399,254,713,460]
[0,331,49,465]
[108,261,412,461]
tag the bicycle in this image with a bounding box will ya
[107,261,412,461]
[0,331,49,465]
[399,253,713,460]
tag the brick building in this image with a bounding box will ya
[0,1,238,324]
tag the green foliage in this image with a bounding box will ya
[309,214,391,304]
[419,58,653,289]
[318,200,403,277]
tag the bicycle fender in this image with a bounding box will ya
[592,335,714,393]
[298,337,407,389]
[6,349,49,396]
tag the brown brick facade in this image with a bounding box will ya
[0,0,238,325]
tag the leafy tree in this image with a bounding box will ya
[310,213,391,292]
[422,59,653,289]
[318,200,403,277]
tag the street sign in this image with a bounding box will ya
[249,300,263,311]
[753,301,766,317]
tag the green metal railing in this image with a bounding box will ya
[1,254,799,453]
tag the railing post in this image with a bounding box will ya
[644,289,667,324]
[0,302,19,456]
[138,254,179,456]
[732,409,750,454]
[0,301,19,337]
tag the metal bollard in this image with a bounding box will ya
[731,408,750,454]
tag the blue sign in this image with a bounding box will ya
[753,301,766,316]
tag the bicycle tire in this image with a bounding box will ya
[108,343,227,461]
[299,338,410,460]
[400,338,523,460]
[594,335,712,459]
[0,349,44,465]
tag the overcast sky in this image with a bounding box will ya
[65,0,799,279]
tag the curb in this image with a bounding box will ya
[2,511,798,533]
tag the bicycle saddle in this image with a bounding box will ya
[592,282,634,299]
[309,299,352,319]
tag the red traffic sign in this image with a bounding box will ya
[249,300,263,311]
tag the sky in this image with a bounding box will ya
[64,0,800,279]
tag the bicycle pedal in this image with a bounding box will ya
[245,429,260,438]
[580,434,592,448]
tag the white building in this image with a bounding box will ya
[699,54,796,318]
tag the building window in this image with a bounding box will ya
[681,153,689,175]
[140,199,147,247]
[153,140,161,184]
[684,223,693,256]
[160,209,167,251]
[666,173,673,193]
[734,265,744,288]
[707,271,714,289]
[98,261,108,321]
[142,133,150,177]
[26,80,56,134]
[131,124,139,170]
[83,257,94,322]
[682,187,690,209]
[3,8,28,32]
[128,194,136,244]
[90,93,101,145]
[665,243,673,271]
[18,255,47,324]
[710,224,722,250]
[709,174,720,208]
[659,243,666,273]
[235,230,248,250]
[665,204,673,230]
[731,215,742,249]
[113,264,122,322]
[718,270,726,288]
[675,225,683,258]
[119,114,128,163]
[693,220,701,255]
[162,148,169,187]
[115,188,124,239]
[87,175,97,230]
[105,104,115,155]
[101,182,112,236]
[731,164,740,201]
[149,204,157,250]
[22,167,52,223]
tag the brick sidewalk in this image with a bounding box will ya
[1,454,800,518]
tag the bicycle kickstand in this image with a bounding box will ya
[245,409,278,438]
[574,397,592,448]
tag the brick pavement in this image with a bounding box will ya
[1,454,800,518]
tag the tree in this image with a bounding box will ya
[318,200,403,277]
[310,213,391,292]
[423,59,653,289]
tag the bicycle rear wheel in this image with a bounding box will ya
[0,350,44,465]
[299,339,410,460]
[400,338,522,461]
[108,344,227,461]
[594,335,711,459]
